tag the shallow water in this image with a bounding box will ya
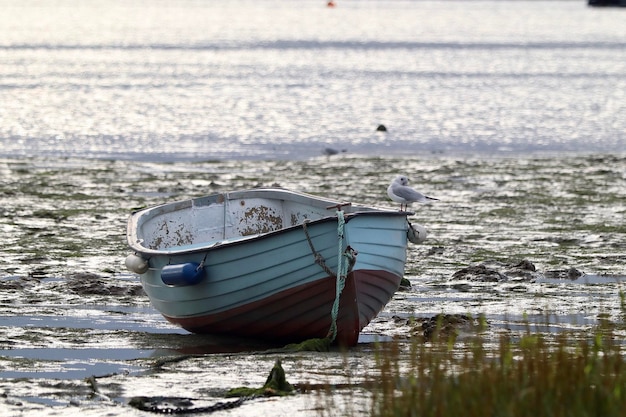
[1,154,624,415]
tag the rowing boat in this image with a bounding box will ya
[125,188,425,346]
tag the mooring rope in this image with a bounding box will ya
[302,220,336,278]
[128,395,251,414]
[302,209,357,343]
[325,210,347,342]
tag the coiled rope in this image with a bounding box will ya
[128,396,250,414]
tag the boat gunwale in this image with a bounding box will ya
[127,188,412,256]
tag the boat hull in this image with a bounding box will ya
[128,189,411,347]
[161,269,401,347]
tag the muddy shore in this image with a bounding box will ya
[1,154,625,415]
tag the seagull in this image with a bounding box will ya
[387,175,438,211]
[322,147,347,158]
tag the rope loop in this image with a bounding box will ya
[303,220,335,277]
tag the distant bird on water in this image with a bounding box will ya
[387,175,438,211]
[322,147,347,157]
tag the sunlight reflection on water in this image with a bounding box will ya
[1,1,625,161]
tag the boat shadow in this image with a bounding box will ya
[149,333,290,356]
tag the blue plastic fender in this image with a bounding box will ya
[161,263,204,286]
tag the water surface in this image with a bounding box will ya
[1,0,625,160]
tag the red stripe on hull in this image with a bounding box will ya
[163,269,401,347]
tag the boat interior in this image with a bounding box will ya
[132,189,381,252]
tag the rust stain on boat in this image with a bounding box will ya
[240,205,283,236]
[152,220,193,249]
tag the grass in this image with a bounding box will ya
[372,328,625,416]
[327,311,626,417]
[370,314,626,417]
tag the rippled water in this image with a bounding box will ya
[1,0,625,160]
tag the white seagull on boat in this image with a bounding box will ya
[387,175,438,211]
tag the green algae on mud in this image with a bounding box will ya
[0,154,625,415]
[5,154,625,275]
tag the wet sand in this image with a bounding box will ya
[1,154,625,415]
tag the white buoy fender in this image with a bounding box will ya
[125,253,149,274]
[408,223,428,244]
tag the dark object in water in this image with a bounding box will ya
[418,313,478,341]
[129,359,293,413]
[282,337,331,352]
[128,396,246,414]
[227,359,294,397]
[376,124,387,132]
[514,259,536,271]
[452,264,507,282]
[545,267,584,280]
[399,277,412,291]
[323,147,347,156]
[588,0,626,6]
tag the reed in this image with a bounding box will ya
[367,315,626,417]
